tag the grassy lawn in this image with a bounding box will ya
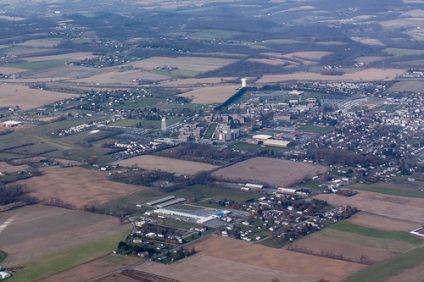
[110,98,163,110]
[329,222,423,245]
[0,250,7,263]
[343,246,424,282]
[349,183,424,198]
[7,60,69,70]
[9,230,128,281]
[109,119,140,127]
[297,125,332,134]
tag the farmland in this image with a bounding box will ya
[0,205,129,266]
[212,157,328,187]
[0,84,80,110]
[313,190,424,223]
[15,167,145,208]
[177,86,240,104]
[188,236,365,282]
[115,155,219,175]
[257,68,405,83]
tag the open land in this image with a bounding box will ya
[0,205,128,265]
[40,254,139,282]
[23,52,97,62]
[135,254,314,282]
[115,155,219,175]
[257,68,405,83]
[15,166,145,208]
[313,191,424,223]
[177,85,239,104]
[288,236,400,263]
[0,84,80,110]
[188,236,365,282]
[212,157,328,187]
[126,57,236,72]
[385,262,424,282]
[348,212,420,232]
[0,161,29,173]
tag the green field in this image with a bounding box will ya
[384,48,424,57]
[0,250,7,263]
[190,29,240,40]
[343,246,424,282]
[9,230,128,281]
[390,81,424,93]
[349,183,424,198]
[329,222,423,245]
[7,60,69,70]
[297,125,332,134]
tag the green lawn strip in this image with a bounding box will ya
[349,183,424,198]
[9,230,128,281]
[297,125,332,134]
[0,250,7,263]
[343,246,424,282]
[329,222,423,245]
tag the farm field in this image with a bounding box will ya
[348,212,419,232]
[15,166,145,208]
[389,80,424,93]
[125,56,237,72]
[0,161,29,173]
[40,254,139,282]
[348,183,424,198]
[313,190,424,223]
[257,68,405,83]
[0,84,80,110]
[135,253,313,282]
[188,235,365,282]
[344,247,424,282]
[385,262,424,282]
[159,77,239,86]
[212,157,328,187]
[177,85,239,104]
[0,205,129,266]
[23,52,96,62]
[287,236,398,263]
[114,155,219,175]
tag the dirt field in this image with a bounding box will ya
[257,68,405,83]
[135,254,314,282]
[0,84,80,110]
[0,161,29,173]
[15,166,144,208]
[385,262,424,282]
[188,235,365,282]
[97,274,140,282]
[177,85,239,104]
[126,56,236,72]
[0,66,27,74]
[212,157,328,187]
[288,236,399,263]
[348,212,421,232]
[160,77,239,86]
[0,205,129,265]
[351,37,385,46]
[313,191,424,223]
[40,254,139,282]
[115,155,218,175]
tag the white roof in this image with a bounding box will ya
[253,134,272,140]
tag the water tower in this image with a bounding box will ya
[161,117,167,131]
[241,78,247,88]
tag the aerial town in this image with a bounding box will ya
[0,0,423,281]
